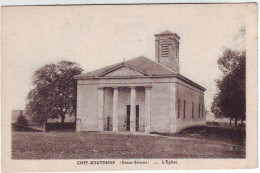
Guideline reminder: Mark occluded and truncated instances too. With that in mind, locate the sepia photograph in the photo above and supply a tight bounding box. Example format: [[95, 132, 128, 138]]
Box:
[[1, 2, 258, 171]]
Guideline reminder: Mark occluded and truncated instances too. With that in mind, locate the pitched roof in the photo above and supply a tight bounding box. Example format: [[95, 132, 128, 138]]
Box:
[[154, 30, 180, 40], [74, 56, 177, 79], [74, 56, 206, 91], [155, 30, 175, 35]]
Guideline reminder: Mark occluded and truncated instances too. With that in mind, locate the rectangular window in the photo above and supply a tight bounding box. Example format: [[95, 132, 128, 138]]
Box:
[[183, 100, 186, 118], [202, 104, 204, 118], [177, 99, 180, 118], [199, 104, 201, 118], [192, 102, 194, 119]]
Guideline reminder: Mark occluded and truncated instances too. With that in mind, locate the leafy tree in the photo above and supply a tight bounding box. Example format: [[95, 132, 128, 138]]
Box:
[[211, 49, 245, 126], [26, 61, 83, 126], [16, 111, 29, 126], [211, 26, 246, 127]]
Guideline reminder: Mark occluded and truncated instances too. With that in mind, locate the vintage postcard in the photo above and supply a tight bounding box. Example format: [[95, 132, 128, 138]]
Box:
[[1, 3, 258, 172]]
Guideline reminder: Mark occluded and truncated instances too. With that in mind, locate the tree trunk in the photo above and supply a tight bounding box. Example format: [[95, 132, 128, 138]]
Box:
[[230, 118, 232, 126], [61, 114, 65, 129], [235, 117, 238, 127]]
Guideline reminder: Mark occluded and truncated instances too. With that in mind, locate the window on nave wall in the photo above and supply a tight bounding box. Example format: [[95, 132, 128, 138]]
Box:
[[177, 99, 180, 118], [183, 100, 186, 118], [202, 104, 204, 118], [192, 102, 194, 119], [199, 104, 201, 118]]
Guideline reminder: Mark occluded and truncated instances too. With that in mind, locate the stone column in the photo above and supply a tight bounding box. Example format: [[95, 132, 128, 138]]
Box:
[[130, 87, 136, 132], [144, 86, 152, 134], [97, 87, 105, 131], [112, 87, 119, 132]]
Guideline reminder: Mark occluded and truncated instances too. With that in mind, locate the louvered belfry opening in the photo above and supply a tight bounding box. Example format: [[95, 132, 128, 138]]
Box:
[[161, 40, 170, 59]]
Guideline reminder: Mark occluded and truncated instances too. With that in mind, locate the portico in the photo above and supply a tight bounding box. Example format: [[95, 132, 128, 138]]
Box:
[[96, 85, 151, 133]]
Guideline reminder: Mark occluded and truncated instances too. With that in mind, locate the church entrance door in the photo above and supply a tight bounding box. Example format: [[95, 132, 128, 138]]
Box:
[[136, 105, 139, 131], [126, 105, 140, 132], [126, 105, 130, 131]]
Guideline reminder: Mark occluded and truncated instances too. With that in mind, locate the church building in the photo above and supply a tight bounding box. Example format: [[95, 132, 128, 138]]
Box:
[[74, 30, 206, 134]]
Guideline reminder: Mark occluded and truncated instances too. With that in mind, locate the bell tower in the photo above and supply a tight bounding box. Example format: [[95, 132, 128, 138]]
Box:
[[154, 30, 180, 73]]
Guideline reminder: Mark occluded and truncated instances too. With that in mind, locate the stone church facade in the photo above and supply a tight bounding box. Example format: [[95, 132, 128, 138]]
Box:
[[74, 30, 206, 134]]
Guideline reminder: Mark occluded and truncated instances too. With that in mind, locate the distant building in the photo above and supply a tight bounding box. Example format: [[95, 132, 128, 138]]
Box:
[[74, 30, 206, 133], [206, 110, 216, 122]]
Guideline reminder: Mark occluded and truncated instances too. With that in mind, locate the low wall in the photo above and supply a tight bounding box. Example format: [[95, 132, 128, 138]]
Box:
[[176, 119, 206, 133], [12, 123, 43, 132], [45, 122, 76, 131], [206, 121, 245, 127]]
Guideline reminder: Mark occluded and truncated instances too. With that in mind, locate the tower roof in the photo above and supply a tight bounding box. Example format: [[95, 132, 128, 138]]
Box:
[[154, 30, 180, 39], [155, 30, 174, 35]]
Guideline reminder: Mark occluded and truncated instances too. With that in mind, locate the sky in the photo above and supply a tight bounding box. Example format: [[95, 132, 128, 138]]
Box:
[[2, 4, 246, 114]]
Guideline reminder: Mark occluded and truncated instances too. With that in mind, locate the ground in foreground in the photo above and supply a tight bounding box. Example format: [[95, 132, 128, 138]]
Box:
[[12, 126, 245, 159]]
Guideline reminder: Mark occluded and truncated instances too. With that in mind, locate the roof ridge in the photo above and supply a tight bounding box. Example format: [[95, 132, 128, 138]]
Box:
[[74, 61, 123, 78], [74, 56, 177, 79], [97, 63, 125, 77], [126, 56, 177, 74]]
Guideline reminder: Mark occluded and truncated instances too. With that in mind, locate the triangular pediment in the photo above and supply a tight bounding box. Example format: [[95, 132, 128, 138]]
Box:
[[100, 65, 147, 77]]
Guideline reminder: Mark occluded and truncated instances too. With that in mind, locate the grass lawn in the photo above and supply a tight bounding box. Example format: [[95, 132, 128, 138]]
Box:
[[153, 125, 246, 146], [12, 126, 245, 159]]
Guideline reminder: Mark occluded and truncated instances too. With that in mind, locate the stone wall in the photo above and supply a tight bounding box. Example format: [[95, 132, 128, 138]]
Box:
[[175, 79, 206, 132], [77, 84, 98, 131], [150, 81, 173, 133]]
